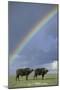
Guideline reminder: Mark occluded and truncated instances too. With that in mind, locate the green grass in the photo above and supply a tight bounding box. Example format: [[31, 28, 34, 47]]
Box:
[[8, 74, 58, 88]]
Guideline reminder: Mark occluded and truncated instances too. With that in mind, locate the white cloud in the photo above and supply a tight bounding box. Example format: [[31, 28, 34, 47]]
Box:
[[42, 60, 58, 73], [51, 60, 57, 70], [34, 60, 58, 74], [43, 60, 57, 70]]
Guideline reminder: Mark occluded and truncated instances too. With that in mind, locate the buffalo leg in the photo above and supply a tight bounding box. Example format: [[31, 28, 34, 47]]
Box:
[[26, 75, 28, 80], [36, 75, 37, 79], [34, 74, 37, 80], [16, 75, 18, 81], [16, 75, 19, 81], [42, 74, 44, 80], [34, 75, 35, 80]]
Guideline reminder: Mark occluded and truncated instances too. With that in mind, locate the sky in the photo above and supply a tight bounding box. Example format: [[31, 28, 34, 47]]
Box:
[[8, 2, 58, 75]]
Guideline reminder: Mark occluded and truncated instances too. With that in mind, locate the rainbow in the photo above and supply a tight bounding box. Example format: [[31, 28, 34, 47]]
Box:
[[9, 7, 57, 65]]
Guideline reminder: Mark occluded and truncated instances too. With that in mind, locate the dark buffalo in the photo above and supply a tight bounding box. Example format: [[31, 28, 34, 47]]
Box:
[[34, 68, 48, 80], [16, 68, 33, 81]]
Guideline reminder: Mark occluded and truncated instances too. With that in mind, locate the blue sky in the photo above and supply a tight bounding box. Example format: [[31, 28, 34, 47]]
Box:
[[8, 2, 58, 75]]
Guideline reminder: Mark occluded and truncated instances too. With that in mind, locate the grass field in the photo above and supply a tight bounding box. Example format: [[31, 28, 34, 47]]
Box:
[[8, 74, 58, 88]]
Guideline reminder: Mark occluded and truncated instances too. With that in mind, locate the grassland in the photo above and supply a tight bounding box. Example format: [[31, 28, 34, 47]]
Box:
[[8, 74, 58, 89]]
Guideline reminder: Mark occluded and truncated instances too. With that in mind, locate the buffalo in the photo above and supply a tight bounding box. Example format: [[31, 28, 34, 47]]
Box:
[[16, 68, 33, 81], [34, 68, 48, 80]]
